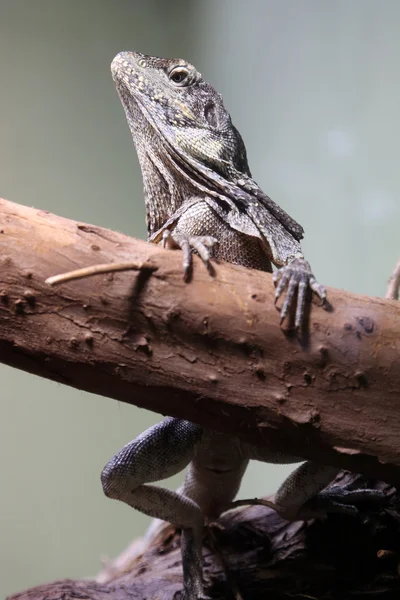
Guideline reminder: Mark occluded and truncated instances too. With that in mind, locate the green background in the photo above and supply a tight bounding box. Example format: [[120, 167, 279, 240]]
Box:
[[0, 0, 398, 596]]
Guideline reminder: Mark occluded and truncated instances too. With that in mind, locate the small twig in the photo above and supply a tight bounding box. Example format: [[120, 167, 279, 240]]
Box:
[[45, 261, 158, 287], [386, 258, 400, 300]]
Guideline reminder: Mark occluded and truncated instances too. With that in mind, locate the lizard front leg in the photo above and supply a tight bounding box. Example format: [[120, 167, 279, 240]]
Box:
[[149, 198, 221, 281], [150, 199, 323, 327], [150, 198, 274, 278], [273, 258, 326, 329], [101, 417, 207, 600], [162, 228, 218, 282]]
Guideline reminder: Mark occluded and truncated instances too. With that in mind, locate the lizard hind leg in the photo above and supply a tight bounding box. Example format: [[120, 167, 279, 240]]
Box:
[[275, 461, 386, 521], [101, 417, 207, 599]]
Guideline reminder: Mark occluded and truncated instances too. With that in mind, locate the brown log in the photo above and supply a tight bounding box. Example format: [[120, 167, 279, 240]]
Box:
[[2, 196, 400, 599], [1, 197, 400, 482], [8, 474, 400, 600]]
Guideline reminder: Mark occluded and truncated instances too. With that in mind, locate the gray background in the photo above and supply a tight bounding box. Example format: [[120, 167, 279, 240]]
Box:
[[0, 0, 398, 596]]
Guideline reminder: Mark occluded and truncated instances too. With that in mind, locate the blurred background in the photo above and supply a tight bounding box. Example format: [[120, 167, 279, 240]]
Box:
[[0, 0, 399, 596]]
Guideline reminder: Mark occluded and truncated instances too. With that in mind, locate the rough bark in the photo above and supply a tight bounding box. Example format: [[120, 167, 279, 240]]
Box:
[[1, 197, 400, 482], [8, 474, 400, 600], [2, 197, 400, 599]]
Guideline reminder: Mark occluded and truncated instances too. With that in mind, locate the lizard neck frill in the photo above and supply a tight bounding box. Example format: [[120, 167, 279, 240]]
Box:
[[118, 93, 187, 236]]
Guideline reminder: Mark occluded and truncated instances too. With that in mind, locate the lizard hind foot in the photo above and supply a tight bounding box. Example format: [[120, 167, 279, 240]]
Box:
[[162, 229, 219, 282], [298, 485, 388, 520], [273, 257, 326, 329]]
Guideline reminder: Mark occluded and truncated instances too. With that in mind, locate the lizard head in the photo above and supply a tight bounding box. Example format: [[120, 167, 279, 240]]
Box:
[[111, 51, 251, 179]]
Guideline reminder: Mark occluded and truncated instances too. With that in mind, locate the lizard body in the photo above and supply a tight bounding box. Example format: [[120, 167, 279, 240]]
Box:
[[102, 51, 378, 599], [109, 51, 326, 328]]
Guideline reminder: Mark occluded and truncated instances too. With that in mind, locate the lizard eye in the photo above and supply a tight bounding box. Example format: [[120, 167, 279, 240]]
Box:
[[169, 66, 190, 86]]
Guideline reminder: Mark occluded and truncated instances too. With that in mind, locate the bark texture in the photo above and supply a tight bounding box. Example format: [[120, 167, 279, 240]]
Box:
[[2, 197, 400, 599], [8, 475, 400, 600], [1, 198, 400, 481]]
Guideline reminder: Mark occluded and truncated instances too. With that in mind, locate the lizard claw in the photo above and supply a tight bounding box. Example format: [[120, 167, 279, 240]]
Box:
[[296, 485, 388, 520], [163, 229, 219, 282], [273, 257, 326, 329]]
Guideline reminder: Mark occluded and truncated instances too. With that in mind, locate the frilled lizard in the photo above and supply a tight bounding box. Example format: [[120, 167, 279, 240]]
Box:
[[101, 51, 380, 599]]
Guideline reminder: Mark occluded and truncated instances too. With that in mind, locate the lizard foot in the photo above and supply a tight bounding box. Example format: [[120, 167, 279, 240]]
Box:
[[273, 257, 326, 329], [162, 229, 219, 282], [294, 485, 387, 521], [180, 527, 210, 600]]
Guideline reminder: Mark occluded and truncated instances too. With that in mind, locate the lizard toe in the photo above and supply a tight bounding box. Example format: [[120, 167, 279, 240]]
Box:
[[298, 485, 388, 520], [273, 257, 326, 329]]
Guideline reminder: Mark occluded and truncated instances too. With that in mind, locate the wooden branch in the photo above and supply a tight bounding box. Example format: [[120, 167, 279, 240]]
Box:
[[386, 258, 400, 300], [1, 197, 400, 484], [9, 474, 400, 600], [3, 196, 400, 599]]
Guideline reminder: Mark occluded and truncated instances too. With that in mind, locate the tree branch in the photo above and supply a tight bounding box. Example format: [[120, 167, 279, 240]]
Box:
[[3, 196, 400, 600], [1, 196, 400, 484], [9, 474, 400, 600], [386, 258, 400, 300]]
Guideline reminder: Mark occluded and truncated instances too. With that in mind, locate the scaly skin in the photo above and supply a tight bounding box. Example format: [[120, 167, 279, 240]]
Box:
[[102, 51, 382, 599], [110, 50, 326, 328]]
